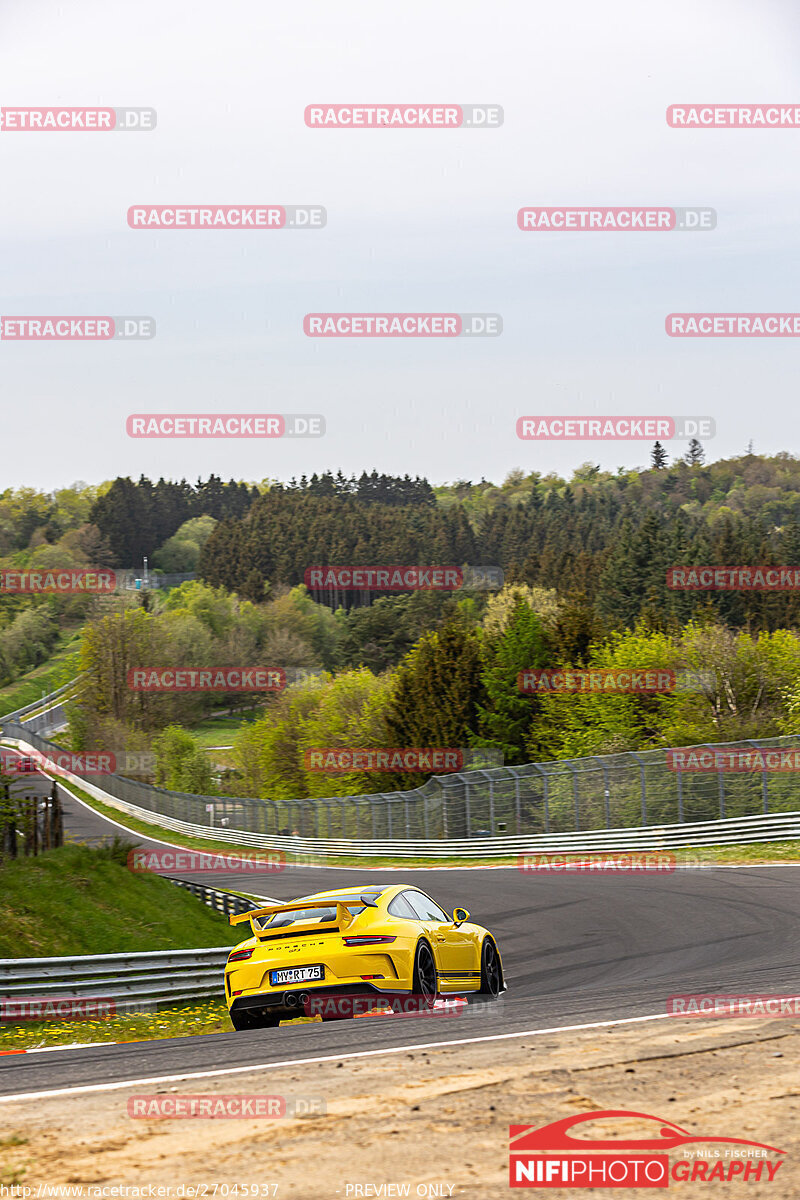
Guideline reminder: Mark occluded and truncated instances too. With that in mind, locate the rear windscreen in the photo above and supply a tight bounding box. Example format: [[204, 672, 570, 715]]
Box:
[[254, 893, 383, 930]]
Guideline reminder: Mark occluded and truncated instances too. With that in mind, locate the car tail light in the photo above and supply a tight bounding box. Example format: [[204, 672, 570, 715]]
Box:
[[343, 935, 397, 946], [228, 948, 254, 962], [360, 975, 385, 980]]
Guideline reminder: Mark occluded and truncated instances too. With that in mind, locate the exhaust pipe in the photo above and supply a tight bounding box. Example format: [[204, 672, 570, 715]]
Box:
[[298, 992, 310, 1007], [284, 992, 299, 1008]]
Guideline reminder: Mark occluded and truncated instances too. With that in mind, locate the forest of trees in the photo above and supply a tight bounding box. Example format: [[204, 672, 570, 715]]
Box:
[[11, 452, 800, 795], [61, 577, 800, 802], [198, 454, 800, 632], [200, 491, 476, 605], [88, 476, 259, 564]]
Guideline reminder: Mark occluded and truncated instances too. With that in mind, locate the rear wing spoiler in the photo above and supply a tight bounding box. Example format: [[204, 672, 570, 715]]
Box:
[[230, 898, 356, 934]]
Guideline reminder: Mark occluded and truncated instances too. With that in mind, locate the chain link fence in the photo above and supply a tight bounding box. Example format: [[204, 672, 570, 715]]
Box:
[[4, 723, 800, 841]]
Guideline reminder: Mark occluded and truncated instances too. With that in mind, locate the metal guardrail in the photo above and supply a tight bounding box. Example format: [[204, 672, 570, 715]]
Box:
[[49, 786, 800, 854], [18, 703, 70, 736], [0, 946, 231, 1009], [0, 677, 84, 725], [0, 882, 261, 1012], [164, 877, 258, 918], [4, 726, 800, 856]]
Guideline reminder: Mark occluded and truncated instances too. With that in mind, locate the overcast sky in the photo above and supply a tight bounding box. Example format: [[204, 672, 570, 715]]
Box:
[[2, 0, 799, 490]]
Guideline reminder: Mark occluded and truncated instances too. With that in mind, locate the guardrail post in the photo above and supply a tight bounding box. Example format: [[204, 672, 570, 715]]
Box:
[[718, 767, 725, 819], [745, 739, 770, 815], [629, 751, 647, 825], [464, 777, 472, 838], [511, 769, 522, 835], [404, 796, 411, 839], [591, 757, 611, 828], [528, 763, 548, 834], [488, 774, 496, 835], [677, 769, 684, 822], [571, 763, 580, 831], [387, 796, 393, 839]]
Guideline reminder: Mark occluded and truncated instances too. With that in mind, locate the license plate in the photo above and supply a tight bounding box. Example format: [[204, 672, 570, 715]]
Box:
[[270, 964, 324, 986]]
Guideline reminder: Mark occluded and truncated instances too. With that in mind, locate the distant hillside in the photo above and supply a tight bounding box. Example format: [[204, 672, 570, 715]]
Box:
[[199, 454, 800, 632]]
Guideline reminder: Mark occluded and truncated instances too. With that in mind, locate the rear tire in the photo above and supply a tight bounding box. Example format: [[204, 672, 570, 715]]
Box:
[[478, 938, 502, 997], [412, 940, 437, 1009], [230, 1008, 281, 1031]]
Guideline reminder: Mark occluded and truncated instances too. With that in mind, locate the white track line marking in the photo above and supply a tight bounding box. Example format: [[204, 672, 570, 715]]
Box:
[[25, 1042, 118, 1053], [0, 1013, 670, 1102]]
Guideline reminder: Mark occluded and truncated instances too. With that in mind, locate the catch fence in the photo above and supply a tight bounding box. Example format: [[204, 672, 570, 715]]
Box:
[[3, 723, 800, 846]]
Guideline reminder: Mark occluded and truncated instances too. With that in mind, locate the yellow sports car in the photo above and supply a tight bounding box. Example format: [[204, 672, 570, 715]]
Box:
[[225, 883, 506, 1029]]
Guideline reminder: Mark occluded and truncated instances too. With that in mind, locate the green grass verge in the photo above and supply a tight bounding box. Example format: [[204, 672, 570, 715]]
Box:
[[0, 999, 234, 1052], [188, 711, 263, 749], [0, 629, 83, 715], [0, 998, 321, 1052], [0, 841, 240, 957], [32, 774, 800, 870]]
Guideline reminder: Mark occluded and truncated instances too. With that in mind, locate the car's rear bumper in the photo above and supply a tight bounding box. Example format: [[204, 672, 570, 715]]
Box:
[[229, 981, 413, 1019]]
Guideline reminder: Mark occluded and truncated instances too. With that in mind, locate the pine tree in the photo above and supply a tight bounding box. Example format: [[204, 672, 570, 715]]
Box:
[[685, 439, 705, 466], [474, 602, 548, 763], [651, 441, 668, 469], [385, 621, 485, 782]]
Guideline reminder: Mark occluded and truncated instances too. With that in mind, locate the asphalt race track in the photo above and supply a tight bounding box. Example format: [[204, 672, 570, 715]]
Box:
[[1, 768, 798, 1099]]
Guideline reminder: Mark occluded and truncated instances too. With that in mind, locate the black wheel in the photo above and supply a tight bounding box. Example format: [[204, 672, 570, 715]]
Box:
[[229, 1008, 281, 1031], [479, 938, 502, 997], [412, 940, 438, 1009]]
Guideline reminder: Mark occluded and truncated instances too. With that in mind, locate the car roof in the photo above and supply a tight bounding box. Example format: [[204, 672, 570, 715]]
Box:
[[297, 884, 402, 903]]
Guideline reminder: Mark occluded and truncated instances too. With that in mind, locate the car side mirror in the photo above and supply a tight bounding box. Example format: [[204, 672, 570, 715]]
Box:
[[452, 907, 470, 927]]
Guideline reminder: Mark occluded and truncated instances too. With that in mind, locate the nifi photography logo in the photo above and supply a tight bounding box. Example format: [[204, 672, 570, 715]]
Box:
[[509, 1110, 785, 1188]]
